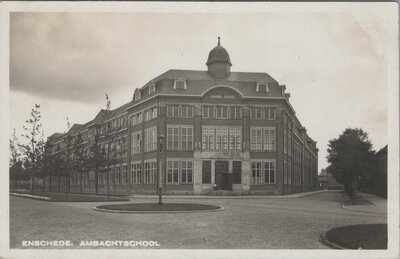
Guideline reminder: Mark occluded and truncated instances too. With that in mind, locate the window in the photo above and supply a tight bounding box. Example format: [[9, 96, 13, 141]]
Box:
[[203, 126, 241, 151], [263, 128, 276, 151], [115, 165, 121, 184], [150, 107, 157, 120], [202, 161, 211, 184], [251, 160, 276, 184], [216, 106, 229, 119], [251, 162, 262, 184], [131, 131, 142, 154], [173, 78, 187, 90], [144, 110, 150, 121], [265, 107, 276, 120], [264, 161, 276, 184], [181, 105, 193, 118], [230, 106, 242, 119], [131, 113, 143, 126], [144, 127, 157, 152], [149, 82, 155, 94], [122, 164, 127, 184], [181, 127, 193, 150], [251, 127, 275, 151], [144, 161, 157, 184], [250, 128, 263, 151], [181, 160, 193, 184], [131, 162, 142, 184], [202, 106, 213, 118], [134, 89, 141, 101], [167, 160, 179, 184], [167, 126, 179, 150], [167, 126, 193, 151], [256, 82, 269, 92], [167, 105, 180, 117], [251, 107, 263, 119], [229, 128, 241, 150]]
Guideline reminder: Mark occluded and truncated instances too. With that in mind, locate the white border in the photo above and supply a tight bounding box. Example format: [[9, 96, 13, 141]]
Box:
[[0, 2, 398, 259]]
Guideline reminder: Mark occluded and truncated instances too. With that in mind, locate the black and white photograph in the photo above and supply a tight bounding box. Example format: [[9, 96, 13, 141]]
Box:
[[1, 2, 399, 259]]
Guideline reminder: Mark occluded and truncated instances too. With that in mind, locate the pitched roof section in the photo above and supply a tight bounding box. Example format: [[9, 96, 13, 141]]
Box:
[[48, 133, 63, 144], [153, 69, 278, 84]]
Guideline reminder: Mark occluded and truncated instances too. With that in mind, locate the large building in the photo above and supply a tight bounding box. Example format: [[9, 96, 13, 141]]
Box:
[[45, 38, 318, 195]]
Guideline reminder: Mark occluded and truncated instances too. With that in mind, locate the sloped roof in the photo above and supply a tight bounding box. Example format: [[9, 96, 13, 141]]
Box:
[[48, 133, 63, 144], [152, 69, 277, 84], [66, 124, 83, 136]]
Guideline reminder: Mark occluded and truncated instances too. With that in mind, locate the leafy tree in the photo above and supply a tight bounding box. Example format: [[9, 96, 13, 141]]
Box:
[[18, 104, 45, 193], [72, 132, 91, 193], [9, 129, 24, 191], [326, 128, 376, 204], [100, 94, 120, 197]]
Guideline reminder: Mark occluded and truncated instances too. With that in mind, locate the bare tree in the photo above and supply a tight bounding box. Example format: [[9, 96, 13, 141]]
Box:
[[19, 104, 45, 194]]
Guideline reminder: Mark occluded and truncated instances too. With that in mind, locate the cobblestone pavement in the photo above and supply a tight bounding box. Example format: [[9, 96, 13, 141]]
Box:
[[10, 191, 386, 249]]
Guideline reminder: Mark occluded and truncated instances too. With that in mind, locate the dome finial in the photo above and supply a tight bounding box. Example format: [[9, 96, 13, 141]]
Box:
[[218, 36, 220, 45]]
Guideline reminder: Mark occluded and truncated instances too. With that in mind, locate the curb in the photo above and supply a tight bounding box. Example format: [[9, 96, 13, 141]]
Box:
[[92, 206, 224, 214], [129, 190, 332, 199], [10, 192, 51, 201], [319, 232, 346, 250], [341, 205, 386, 215]]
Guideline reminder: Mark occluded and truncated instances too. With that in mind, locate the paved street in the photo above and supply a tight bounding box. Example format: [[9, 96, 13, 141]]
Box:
[[10, 191, 386, 249]]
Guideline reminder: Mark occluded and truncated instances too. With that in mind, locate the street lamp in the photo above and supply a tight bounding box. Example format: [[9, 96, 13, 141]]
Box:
[[157, 133, 165, 205]]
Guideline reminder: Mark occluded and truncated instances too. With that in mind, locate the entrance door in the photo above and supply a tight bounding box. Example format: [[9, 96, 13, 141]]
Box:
[[215, 161, 232, 190]]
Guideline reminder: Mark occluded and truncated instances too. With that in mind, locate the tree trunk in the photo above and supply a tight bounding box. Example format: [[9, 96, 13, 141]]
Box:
[[58, 175, 61, 192], [31, 175, 34, 194], [80, 172, 83, 193], [95, 170, 98, 194], [351, 178, 358, 205]]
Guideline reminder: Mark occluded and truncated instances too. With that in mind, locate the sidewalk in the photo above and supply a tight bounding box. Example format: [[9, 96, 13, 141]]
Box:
[[129, 190, 334, 199], [342, 192, 387, 215]]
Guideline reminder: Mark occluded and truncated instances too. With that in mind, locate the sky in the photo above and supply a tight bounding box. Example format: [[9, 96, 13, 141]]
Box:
[[8, 6, 396, 171]]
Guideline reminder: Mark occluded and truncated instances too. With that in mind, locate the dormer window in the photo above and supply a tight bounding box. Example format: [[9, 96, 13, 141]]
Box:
[[173, 78, 187, 90], [149, 82, 155, 94], [256, 82, 269, 92], [134, 89, 141, 101]]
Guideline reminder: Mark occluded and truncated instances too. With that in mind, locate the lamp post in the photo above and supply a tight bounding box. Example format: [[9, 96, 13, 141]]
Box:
[[157, 133, 165, 205]]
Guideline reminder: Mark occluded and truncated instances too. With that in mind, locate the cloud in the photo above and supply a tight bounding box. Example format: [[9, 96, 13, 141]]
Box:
[[10, 13, 137, 103]]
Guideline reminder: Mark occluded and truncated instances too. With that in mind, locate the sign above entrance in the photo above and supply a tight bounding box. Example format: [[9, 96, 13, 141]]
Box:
[[210, 94, 235, 100], [203, 86, 243, 104]]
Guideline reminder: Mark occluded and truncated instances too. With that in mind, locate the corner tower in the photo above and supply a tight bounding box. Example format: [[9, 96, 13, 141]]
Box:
[[206, 37, 232, 79]]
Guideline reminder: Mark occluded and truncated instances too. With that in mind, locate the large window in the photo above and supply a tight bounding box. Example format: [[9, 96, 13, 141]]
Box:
[[251, 127, 276, 151], [131, 162, 142, 184], [181, 127, 193, 150], [144, 161, 157, 184], [167, 160, 179, 184], [251, 160, 276, 184], [122, 164, 127, 184], [167, 126, 179, 150], [166, 159, 193, 184], [167, 126, 193, 151], [144, 127, 157, 152], [131, 131, 142, 154], [203, 127, 241, 151], [181, 160, 193, 184]]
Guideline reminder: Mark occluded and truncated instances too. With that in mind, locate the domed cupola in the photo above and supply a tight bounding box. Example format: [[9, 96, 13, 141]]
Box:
[[206, 37, 232, 79]]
